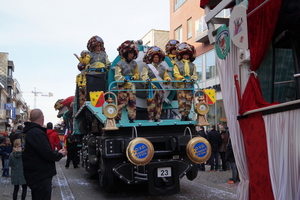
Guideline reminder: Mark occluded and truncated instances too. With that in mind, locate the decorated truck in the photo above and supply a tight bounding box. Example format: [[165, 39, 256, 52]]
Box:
[[68, 39, 212, 195], [200, 0, 300, 199]]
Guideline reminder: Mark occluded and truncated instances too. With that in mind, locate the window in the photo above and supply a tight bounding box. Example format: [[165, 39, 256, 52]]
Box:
[[195, 15, 208, 35], [7, 68, 13, 77], [194, 56, 203, 81], [174, 0, 186, 10], [216, 9, 231, 18], [187, 18, 192, 39], [174, 26, 182, 42], [7, 87, 13, 97], [224, 8, 230, 17], [205, 51, 217, 79]]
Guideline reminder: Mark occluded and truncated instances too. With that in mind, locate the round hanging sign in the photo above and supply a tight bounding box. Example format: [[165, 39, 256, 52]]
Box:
[[215, 24, 230, 59], [229, 1, 248, 49]]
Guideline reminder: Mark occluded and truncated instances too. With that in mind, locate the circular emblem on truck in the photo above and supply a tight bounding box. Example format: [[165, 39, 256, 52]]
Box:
[[196, 102, 209, 115], [186, 137, 211, 164], [126, 137, 154, 166], [103, 104, 118, 118]]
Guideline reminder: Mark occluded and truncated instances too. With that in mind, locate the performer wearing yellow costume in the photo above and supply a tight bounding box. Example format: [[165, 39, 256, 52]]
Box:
[[173, 42, 198, 121], [141, 46, 171, 122], [114, 40, 139, 123], [74, 36, 110, 107], [85, 36, 111, 74], [75, 50, 89, 107], [165, 39, 180, 66]]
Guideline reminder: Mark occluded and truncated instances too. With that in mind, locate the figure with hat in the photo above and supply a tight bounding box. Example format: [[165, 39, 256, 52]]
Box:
[[141, 46, 171, 122], [173, 42, 198, 121], [74, 36, 111, 107], [84, 35, 111, 74], [114, 40, 139, 123], [165, 39, 180, 66]]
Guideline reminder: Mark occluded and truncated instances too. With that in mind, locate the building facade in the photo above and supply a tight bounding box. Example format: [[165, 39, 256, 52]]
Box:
[[0, 52, 28, 132], [169, 0, 229, 126], [141, 29, 170, 51]]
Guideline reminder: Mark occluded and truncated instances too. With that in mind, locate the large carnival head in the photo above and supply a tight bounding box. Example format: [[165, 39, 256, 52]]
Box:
[[143, 46, 165, 64], [87, 35, 105, 52], [117, 40, 139, 62], [176, 42, 196, 62], [165, 39, 180, 55]]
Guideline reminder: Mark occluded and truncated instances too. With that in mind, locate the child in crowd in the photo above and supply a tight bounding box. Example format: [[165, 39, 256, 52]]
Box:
[[9, 139, 27, 200], [1, 137, 13, 177]]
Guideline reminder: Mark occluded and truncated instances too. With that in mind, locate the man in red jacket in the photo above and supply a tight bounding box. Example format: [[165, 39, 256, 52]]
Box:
[[46, 122, 61, 150]]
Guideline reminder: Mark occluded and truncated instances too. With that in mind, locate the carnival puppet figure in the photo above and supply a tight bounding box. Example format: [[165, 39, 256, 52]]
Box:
[[114, 40, 139, 123], [74, 50, 89, 107], [173, 42, 198, 121], [165, 39, 180, 66], [141, 46, 171, 122]]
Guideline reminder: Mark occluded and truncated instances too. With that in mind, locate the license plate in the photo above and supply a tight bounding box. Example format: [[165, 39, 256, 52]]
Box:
[[157, 167, 172, 177]]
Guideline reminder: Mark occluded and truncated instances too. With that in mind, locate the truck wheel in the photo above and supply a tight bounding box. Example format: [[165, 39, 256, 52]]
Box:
[[80, 147, 85, 168], [99, 157, 114, 192], [186, 163, 198, 181]]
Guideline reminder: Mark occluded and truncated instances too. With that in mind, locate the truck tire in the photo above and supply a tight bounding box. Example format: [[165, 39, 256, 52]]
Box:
[[99, 157, 114, 192]]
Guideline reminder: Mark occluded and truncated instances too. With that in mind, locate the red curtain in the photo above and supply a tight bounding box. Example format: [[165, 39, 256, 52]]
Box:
[[239, 112, 274, 200], [239, 0, 282, 115], [239, 75, 278, 114], [238, 1, 282, 200], [200, 0, 210, 8]]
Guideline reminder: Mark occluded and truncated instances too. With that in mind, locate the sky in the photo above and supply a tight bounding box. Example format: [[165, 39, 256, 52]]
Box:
[[0, 0, 170, 125]]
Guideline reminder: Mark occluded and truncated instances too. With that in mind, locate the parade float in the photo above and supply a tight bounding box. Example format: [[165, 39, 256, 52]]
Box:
[[59, 38, 213, 195]]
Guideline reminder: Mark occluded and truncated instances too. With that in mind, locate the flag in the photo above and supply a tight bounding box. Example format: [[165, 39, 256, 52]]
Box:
[[203, 89, 216, 105], [63, 128, 70, 149], [89, 91, 105, 107]]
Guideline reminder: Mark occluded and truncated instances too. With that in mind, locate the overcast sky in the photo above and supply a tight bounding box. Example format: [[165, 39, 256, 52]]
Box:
[[0, 0, 170, 125]]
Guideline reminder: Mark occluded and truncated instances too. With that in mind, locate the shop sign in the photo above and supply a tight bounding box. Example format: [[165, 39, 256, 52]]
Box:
[[4, 103, 13, 110]]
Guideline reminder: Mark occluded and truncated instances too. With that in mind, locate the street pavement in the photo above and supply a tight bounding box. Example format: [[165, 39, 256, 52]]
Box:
[[0, 157, 238, 200]]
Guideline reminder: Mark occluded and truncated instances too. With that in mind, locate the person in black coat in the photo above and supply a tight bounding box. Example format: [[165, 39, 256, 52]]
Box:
[[10, 125, 23, 148], [226, 138, 239, 183], [207, 125, 223, 171], [65, 134, 79, 169], [197, 126, 207, 171], [22, 109, 67, 200]]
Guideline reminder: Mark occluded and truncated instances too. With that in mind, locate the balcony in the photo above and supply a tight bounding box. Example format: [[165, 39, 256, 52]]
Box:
[[7, 77, 14, 87]]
